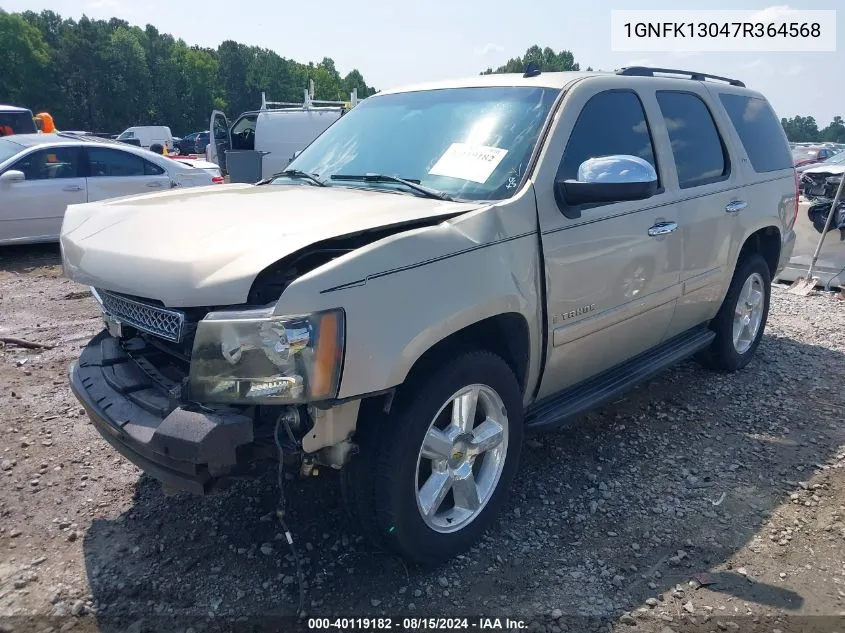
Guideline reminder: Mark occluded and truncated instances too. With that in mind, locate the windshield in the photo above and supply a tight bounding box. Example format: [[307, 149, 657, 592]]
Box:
[[822, 151, 845, 165], [117, 131, 135, 140], [0, 138, 25, 165], [284, 86, 560, 201]]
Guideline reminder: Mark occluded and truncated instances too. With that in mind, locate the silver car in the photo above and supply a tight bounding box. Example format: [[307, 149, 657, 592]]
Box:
[[0, 133, 223, 245]]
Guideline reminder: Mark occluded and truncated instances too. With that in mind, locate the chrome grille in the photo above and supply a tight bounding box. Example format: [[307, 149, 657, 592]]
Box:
[[95, 289, 185, 343]]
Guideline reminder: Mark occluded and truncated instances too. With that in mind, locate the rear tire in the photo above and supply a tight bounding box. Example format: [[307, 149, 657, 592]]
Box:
[[342, 351, 523, 566], [696, 253, 771, 371]]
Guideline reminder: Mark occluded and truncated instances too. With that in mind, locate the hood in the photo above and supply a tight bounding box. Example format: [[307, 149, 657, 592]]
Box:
[[801, 164, 845, 176], [61, 183, 480, 307]]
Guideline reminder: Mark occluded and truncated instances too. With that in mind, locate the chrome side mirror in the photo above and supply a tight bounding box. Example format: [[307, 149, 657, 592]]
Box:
[[557, 155, 658, 208]]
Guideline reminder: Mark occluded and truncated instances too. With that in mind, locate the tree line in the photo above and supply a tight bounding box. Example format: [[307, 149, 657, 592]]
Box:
[[2, 11, 842, 144], [0, 9, 377, 135], [781, 115, 845, 144]]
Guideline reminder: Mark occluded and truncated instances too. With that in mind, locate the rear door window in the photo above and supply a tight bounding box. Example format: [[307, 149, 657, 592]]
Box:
[[718, 94, 792, 173], [656, 91, 728, 188], [87, 147, 163, 177]]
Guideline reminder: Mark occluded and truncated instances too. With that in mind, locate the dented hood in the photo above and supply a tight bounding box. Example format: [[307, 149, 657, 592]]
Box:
[[801, 163, 845, 176], [60, 183, 478, 307]]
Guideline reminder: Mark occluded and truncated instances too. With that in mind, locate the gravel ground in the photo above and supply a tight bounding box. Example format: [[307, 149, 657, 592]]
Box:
[[1, 243, 844, 633]]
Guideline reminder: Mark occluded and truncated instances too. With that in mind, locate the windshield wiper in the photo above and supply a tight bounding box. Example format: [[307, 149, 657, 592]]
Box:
[[257, 169, 327, 187], [330, 173, 453, 201]]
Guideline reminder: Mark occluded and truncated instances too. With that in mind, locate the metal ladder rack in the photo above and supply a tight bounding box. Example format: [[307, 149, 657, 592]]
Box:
[[260, 87, 359, 111], [616, 66, 745, 87]]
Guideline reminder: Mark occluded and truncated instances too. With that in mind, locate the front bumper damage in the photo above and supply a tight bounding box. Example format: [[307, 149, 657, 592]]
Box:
[[70, 331, 255, 494]]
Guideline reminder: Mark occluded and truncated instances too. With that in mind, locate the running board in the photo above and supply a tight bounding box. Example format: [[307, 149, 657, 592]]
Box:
[[524, 327, 715, 433]]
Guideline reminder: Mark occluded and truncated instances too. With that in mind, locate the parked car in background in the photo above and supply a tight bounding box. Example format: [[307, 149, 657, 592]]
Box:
[[0, 133, 222, 245], [207, 89, 359, 182], [0, 105, 37, 136], [796, 149, 845, 176], [176, 131, 210, 155], [116, 126, 174, 151], [169, 156, 223, 182], [799, 154, 845, 200], [792, 145, 837, 168]]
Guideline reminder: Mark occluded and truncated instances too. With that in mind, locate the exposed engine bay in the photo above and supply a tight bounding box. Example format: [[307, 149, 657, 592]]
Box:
[[801, 171, 843, 201]]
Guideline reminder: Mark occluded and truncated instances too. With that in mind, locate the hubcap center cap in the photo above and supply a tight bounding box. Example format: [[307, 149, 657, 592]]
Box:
[[448, 436, 471, 468]]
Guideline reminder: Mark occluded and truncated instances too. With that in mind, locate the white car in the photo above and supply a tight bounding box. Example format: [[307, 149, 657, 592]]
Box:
[[0, 133, 223, 245], [169, 157, 223, 182]]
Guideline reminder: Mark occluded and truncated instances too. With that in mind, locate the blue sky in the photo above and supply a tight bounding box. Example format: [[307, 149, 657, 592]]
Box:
[[3, 0, 843, 125]]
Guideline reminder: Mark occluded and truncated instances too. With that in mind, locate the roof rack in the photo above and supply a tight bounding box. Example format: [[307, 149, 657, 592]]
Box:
[[56, 131, 123, 145], [615, 66, 745, 87], [260, 87, 360, 111]]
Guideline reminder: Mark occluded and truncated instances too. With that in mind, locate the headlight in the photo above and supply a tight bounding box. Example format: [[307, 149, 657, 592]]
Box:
[[188, 307, 344, 404]]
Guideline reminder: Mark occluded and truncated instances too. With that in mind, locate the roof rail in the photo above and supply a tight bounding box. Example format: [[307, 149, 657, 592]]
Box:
[[615, 66, 745, 87]]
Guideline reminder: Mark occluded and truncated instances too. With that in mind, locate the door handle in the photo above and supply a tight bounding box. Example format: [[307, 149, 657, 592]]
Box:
[[146, 182, 164, 188], [648, 221, 678, 237], [62, 185, 82, 192], [725, 200, 747, 214]]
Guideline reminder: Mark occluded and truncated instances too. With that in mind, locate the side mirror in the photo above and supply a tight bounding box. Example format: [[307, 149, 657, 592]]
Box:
[[0, 170, 25, 184], [557, 155, 658, 208]]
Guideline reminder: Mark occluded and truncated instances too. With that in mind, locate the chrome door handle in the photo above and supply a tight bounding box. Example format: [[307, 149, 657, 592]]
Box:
[[648, 221, 678, 236], [146, 182, 164, 188], [725, 200, 747, 214], [62, 185, 82, 192]]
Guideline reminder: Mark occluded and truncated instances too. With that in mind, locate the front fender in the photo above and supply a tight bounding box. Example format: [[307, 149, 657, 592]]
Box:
[[275, 188, 543, 400]]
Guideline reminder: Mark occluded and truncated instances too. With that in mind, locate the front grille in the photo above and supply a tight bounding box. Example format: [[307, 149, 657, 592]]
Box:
[[96, 289, 186, 343]]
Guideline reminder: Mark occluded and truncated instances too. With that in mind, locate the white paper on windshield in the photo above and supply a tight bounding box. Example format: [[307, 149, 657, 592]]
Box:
[[428, 143, 509, 184]]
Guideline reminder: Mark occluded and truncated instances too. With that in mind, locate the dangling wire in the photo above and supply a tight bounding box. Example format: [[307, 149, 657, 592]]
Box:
[[274, 415, 306, 617]]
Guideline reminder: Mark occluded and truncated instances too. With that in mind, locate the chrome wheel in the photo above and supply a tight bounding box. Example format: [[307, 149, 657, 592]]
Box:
[[414, 384, 508, 533], [732, 272, 765, 354]]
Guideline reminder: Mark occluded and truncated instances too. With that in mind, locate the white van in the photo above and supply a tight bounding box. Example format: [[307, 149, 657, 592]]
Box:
[[207, 90, 359, 182], [116, 126, 174, 151]]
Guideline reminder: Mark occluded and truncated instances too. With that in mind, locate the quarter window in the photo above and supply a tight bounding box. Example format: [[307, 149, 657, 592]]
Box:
[[718, 93, 792, 173], [656, 91, 728, 188], [12, 147, 81, 181], [558, 90, 659, 185]]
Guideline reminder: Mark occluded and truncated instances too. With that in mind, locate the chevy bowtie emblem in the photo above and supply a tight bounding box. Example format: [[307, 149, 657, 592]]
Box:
[[452, 450, 465, 460]]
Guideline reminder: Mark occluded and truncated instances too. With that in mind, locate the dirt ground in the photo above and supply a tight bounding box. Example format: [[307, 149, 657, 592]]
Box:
[[1, 243, 845, 633]]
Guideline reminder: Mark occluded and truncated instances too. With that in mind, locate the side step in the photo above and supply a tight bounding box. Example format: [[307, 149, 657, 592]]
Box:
[[524, 327, 715, 433]]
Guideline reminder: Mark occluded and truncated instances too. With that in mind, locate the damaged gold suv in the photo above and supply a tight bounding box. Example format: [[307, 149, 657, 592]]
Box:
[[62, 66, 797, 565]]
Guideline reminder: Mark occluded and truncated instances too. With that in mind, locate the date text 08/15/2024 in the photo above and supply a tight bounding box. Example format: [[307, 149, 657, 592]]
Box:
[[307, 617, 528, 631]]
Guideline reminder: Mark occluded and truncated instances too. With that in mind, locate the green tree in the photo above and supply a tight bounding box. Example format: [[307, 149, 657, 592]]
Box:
[[3, 9, 378, 134], [481, 44, 580, 74], [820, 116, 845, 143], [781, 115, 821, 142], [0, 10, 50, 108]]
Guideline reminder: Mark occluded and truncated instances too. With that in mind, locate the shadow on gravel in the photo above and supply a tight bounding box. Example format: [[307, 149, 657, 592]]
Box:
[[81, 330, 845, 632], [0, 243, 62, 272]]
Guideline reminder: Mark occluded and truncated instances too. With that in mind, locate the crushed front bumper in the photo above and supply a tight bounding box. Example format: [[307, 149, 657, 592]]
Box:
[[70, 331, 254, 494]]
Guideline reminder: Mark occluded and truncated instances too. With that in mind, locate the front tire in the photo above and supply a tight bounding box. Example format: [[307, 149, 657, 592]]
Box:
[[343, 351, 524, 566], [696, 252, 771, 371]]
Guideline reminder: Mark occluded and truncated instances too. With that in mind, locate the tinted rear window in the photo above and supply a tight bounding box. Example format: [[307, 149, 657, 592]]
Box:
[[0, 111, 37, 136], [718, 94, 792, 173], [656, 91, 728, 188]]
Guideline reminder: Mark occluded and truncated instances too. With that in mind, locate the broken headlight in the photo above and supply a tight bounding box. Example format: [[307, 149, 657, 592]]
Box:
[[188, 307, 344, 404]]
